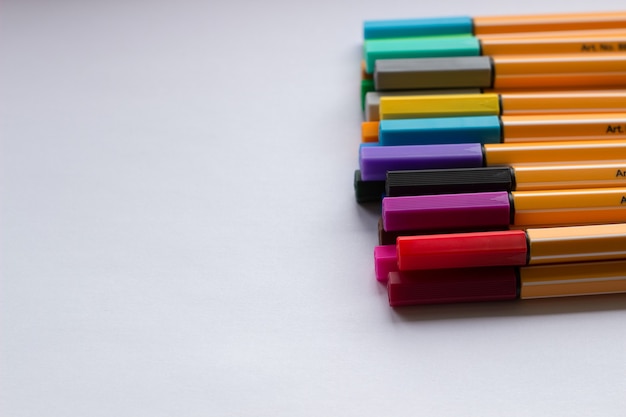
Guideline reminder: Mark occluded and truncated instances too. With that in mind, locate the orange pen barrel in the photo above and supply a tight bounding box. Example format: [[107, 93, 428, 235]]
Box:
[[501, 112, 626, 142], [512, 163, 626, 191], [492, 53, 626, 89], [500, 91, 626, 115], [527, 223, 626, 265], [511, 187, 626, 227], [477, 28, 626, 40], [484, 140, 626, 166], [473, 11, 626, 35], [481, 35, 626, 56], [520, 259, 626, 299]]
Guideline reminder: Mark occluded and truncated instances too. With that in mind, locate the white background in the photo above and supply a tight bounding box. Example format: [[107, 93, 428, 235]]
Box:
[[1, 1, 625, 416]]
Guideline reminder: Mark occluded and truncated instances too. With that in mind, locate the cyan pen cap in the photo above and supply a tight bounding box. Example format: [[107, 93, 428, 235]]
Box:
[[359, 143, 484, 181], [382, 192, 511, 232], [364, 36, 480, 73], [375, 56, 492, 91], [386, 166, 514, 196], [364, 16, 473, 40], [379, 116, 502, 146]]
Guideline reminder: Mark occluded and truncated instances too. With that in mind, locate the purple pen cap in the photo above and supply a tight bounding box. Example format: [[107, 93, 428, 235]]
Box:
[[359, 143, 484, 181], [382, 191, 511, 232]]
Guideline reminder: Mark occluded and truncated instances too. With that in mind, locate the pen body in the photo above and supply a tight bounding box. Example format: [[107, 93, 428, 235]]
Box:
[[378, 91, 626, 120], [378, 112, 626, 146], [364, 12, 626, 40], [382, 188, 626, 232]]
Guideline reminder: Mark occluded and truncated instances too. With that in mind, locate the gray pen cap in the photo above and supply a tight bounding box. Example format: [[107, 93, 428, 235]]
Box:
[[374, 56, 493, 91]]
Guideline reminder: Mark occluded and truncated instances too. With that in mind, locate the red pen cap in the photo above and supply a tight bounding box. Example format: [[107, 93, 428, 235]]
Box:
[[387, 268, 519, 307], [397, 230, 528, 270]]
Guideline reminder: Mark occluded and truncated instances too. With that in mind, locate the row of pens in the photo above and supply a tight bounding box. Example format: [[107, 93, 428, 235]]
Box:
[[356, 11, 626, 307]]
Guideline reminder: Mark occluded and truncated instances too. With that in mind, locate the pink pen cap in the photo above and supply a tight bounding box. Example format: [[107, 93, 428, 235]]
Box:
[[387, 267, 519, 307], [374, 245, 399, 282], [382, 192, 511, 232]]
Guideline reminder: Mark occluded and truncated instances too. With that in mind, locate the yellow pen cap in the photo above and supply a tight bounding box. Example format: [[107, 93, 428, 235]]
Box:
[[527, 223, 626, 264], [501, 112, 626, 142], [484, 140, 626, 166], [379, 94, 500, 120], [513, 162, 626, 191], [520, 259, 626, 299], [512, 187, 626, 227]]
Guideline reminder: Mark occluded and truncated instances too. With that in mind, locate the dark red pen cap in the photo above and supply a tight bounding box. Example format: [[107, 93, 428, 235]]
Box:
[[387, 268, 518, 307], [397, 230, 528, 270]]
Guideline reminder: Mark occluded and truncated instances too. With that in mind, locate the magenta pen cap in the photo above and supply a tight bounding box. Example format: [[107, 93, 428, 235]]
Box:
[[382, 191, 511, 232]]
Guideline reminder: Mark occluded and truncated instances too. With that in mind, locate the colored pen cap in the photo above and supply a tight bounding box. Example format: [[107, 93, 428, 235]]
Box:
[[380, 93, 501, 119], [387, 267, 518, 307], [365, 89, 483, 121], [378, 116, 502, 146], [520, 259, 626, 299], [363, 16, 473, 40], [359, 143, 484, 181], [377, 217, 509, 245], [361, 121, 379, 143], [354, 170, 385, 203], [364, 35, 480, 73], [374, 245, 398, 282], [527, 222, 626, 265], [396, 230, 528, 270], [361, 79, 375, 110], [374, 56, 493, 91], [386, 166, 514, 196], [382, 192, 511, 232]]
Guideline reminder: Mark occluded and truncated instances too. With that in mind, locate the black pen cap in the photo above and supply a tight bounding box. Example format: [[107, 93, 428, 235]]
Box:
[[354, 169, 386, 203], [386, 166, 515, 197]]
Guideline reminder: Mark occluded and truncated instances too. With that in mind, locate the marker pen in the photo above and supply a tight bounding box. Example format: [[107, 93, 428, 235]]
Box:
[[358, 140, 626, 181], [381, 188, 626, 232], [387, 259, 626, 306], [378, 112, 626, 146], [364, 33, 626, 73], [364, 11, 626, 40], [395, 222, 626, 270], [378, 91, 626, 120], [385, 163, 626, 197], [374, 54, 626, 91]]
